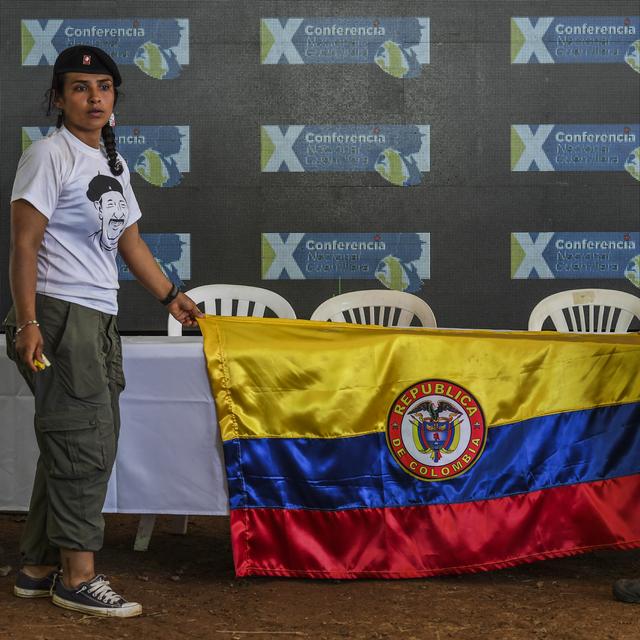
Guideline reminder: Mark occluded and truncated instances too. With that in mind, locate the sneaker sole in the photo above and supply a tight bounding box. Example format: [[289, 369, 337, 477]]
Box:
[[52, 593, 142, 618], [613, 592, 640, 604], [613, 582, 640, 604], [14, 586, 52, 598]]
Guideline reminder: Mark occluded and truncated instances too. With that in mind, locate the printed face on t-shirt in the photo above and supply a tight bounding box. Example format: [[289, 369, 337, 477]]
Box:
[[86, 174, 130, 252], [97, 191, 128, 247]]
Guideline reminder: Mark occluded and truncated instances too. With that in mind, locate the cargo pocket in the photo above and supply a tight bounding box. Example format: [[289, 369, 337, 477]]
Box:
[[53, 306, 107, 400], [36, 413, 111, 480]]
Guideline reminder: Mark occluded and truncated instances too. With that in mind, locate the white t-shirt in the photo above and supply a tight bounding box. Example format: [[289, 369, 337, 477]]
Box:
[[11, 126, 142, 315]]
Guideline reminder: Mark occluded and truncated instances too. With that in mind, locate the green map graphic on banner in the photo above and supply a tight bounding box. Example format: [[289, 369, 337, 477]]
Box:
[[262, 233, 430, 293], [117, 233, 190, 284], [511, 124, 640, 179], [511, 232, 640, 287], [261, 125, 430, 186], [22, 126, 190, 188], [511, 16, 639, 71], [21, 18, 189, 79], [261, 18, 429, 78]]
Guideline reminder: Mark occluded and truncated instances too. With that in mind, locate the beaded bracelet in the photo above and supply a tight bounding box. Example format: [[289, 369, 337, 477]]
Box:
[[14, 320, 40, 339]]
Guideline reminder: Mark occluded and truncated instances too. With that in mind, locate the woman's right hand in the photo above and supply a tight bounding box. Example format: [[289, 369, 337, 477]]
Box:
[[15, 324, 44, 372]]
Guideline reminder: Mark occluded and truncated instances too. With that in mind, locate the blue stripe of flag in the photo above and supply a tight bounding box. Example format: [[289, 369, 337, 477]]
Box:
[[223, 402, 640, 511]]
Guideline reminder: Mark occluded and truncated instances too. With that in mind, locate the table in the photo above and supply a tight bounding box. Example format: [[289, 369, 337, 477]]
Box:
[[0, 336, 229, 522]]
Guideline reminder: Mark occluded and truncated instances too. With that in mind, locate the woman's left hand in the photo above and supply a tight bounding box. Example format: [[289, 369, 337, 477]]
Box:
[[167, 292, 204, 327]]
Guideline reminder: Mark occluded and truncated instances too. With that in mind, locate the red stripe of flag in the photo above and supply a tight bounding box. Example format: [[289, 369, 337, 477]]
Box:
[[231, 475, 640, 578]]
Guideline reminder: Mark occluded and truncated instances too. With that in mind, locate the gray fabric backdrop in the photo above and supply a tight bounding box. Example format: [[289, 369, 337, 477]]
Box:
[[1, 1, 639, 332]]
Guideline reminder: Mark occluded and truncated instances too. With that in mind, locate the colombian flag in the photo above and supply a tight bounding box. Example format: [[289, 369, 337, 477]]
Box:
[[198, 316, 640, 579]]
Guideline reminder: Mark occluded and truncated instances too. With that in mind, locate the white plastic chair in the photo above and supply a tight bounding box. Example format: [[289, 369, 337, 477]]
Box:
[[167, 284, 296, 335], [135, 285, 296, 551], [528, 289, 640, 333], [310, 290, 437, 327]]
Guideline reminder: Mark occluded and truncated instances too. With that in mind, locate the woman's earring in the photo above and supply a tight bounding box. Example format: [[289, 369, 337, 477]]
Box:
[[56, 110, 63, 128], [109, 113, 116, 128]]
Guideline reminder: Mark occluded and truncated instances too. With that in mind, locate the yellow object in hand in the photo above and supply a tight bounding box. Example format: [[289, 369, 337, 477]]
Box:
[[33, 354, 51, 370]]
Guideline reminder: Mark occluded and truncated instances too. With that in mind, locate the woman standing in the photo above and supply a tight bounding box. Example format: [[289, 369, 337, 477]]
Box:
[[5, 45, 202, 617]]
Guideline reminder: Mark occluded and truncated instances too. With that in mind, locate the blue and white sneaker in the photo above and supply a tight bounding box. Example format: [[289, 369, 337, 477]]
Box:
[[52, 574, 142, 618], [13, 569, 58, 598]]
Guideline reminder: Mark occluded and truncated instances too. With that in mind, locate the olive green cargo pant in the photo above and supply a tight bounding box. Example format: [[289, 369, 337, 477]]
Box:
[[4, 294, 124, 566]]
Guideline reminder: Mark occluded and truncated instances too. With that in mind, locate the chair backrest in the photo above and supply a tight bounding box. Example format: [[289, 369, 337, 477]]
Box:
[[168, 284, 296, 335], [310, 290, 437, 328], [528, 289, 640, 333]]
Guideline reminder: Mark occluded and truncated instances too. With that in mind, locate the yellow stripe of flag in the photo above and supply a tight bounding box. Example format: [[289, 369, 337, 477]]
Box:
[[198, 316, 640, 442]]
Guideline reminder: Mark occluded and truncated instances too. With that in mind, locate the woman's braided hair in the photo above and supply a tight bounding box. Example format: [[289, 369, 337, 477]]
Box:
[[46, 73, 123, 176], [100, 123, 123, 175]]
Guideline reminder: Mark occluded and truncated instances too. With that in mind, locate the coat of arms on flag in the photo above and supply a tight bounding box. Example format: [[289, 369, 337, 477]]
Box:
[[387, 380, 487, 480]]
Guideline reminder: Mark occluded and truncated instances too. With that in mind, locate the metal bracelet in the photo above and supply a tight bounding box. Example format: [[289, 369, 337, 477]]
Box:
[[14, 320, 40, 341]]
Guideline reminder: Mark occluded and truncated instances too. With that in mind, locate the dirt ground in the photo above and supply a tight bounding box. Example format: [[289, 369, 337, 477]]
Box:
[[0, 513, 638, 640]]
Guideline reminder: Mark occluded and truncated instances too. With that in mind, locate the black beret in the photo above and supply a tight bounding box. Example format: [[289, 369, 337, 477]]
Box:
[[86, 174, 124, 201], [53, 45, 122, 86]]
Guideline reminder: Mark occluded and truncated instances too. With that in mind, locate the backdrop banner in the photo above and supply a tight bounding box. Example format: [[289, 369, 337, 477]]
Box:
[[2, 3, 638, 331], [198, 314, 640, 578]]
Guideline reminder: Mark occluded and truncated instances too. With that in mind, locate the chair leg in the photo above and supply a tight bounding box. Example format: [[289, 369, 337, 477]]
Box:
[[168, 515, 189, 535], [134, 514, 157, 551]]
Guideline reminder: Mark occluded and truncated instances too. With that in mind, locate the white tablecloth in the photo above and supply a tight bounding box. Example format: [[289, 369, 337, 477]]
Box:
[[0, 335, 229, 515]]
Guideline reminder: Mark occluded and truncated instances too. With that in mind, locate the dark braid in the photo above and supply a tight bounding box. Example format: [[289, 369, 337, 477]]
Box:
[[45, 74, 63, 124], [45, 72, 123, 175], [101, 124, 123, 175]]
